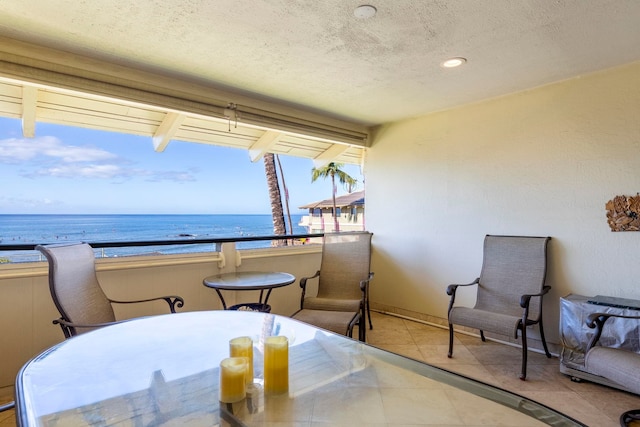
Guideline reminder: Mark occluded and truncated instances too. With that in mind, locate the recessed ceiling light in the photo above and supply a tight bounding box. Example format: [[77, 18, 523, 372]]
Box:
[[441, 57, 467, 68], [354, 5, 377, 19]]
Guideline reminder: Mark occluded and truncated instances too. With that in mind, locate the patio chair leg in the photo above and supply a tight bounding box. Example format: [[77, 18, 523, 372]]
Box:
[[620, 409, 640, 427], [480, 330, 486, 342], [520, 327, 528, 381], [0, 401, 15, 412], [538, 317, 552, 358], [448, 323, 454, 358], [360, 307, 366, 342]]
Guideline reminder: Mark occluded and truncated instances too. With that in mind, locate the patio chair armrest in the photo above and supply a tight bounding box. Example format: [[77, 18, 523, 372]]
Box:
[[446, 278, 479, 296], [53, 317, 124, 337], [359, 272, 374, 292], [0, 401, 15, 412], [109, 296, 184, 313], [299, 270, 320, 309], [359, 272, 374, 313], [446, 278, 479, 315], [54, 317, 121, 329], [585, 312, 640, 351], [299, 271, 321, 289], [519, 285, 550, 308]]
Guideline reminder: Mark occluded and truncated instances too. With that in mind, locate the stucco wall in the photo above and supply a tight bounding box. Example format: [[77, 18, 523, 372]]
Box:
[[366, 61, 640, 345]]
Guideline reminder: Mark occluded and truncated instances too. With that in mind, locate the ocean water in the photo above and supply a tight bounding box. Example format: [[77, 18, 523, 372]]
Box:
[[0, 214, 308, 262]]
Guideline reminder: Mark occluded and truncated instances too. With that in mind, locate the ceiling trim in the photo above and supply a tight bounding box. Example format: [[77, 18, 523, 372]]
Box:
[[0, 73, 368, 165], [0, 36, 370, 165], [0, 36, 369, 146]]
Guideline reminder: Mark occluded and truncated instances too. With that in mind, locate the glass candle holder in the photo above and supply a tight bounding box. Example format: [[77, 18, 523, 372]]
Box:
[[264, 336, 288, 395], [219, 357, 247, 403], [230, 336, 254, 384]]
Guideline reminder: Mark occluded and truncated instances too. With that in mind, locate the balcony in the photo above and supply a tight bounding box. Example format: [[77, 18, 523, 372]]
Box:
[[0, 239, 322, 387], [1, 236, 638, 427]]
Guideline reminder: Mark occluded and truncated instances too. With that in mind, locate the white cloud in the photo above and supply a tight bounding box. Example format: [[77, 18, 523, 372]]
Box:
[[0, 136, 117, 163], [146, 170, 197, 182], [30, 164, 125, 179], [2, 136, 196, 182], [43, 143, 117, 163], [26, 163, 196, 182], [0, 195, 62, 209]]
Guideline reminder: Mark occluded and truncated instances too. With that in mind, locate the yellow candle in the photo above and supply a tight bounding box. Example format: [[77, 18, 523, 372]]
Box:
[[230, 336, 254, 384], [264, 336, 288, 395], [219, 357, 247, 403]]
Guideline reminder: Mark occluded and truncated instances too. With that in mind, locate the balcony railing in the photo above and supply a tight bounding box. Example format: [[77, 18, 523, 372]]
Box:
[[0, 233, 324, 263], [0, 230, 331, 390]]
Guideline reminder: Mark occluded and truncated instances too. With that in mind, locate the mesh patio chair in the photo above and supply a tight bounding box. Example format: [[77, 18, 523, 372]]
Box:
[[446, 235, 552, 380], [585, 312, 640, 427], [37, 242, 184, 338], [292, 231, 373, 341]]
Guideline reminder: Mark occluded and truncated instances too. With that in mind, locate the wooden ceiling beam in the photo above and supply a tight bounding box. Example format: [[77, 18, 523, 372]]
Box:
[[248, 130, 282, 162], [312, 143, 350, 168], [0, 77, 365, 165], [153, 112, 186, 152], [21, 85, 37, 137]]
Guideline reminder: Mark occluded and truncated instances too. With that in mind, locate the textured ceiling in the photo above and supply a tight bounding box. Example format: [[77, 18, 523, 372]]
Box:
[[0, 0, 639, 126]]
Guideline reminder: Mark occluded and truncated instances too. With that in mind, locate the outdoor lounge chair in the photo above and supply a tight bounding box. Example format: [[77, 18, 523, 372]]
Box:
[[37, 242, 184, 338], [292, 231, 373, 342], [585, 312, 640, 427], [446, 235, 552, 380]]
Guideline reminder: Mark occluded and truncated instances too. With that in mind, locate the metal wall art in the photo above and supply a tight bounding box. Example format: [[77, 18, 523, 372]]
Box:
[[606, 194, 640, 231]]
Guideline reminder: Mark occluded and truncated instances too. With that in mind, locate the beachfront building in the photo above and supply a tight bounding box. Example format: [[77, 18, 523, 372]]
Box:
[[298, 190, 365, 233]]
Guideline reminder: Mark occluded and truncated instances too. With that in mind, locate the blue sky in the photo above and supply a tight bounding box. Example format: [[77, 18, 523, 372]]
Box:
[[0, 117, 363, 214]]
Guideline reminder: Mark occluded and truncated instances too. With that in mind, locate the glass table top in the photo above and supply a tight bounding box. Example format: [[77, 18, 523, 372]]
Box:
[[16, 311, 584, 426], [202, 271, 296, 290]]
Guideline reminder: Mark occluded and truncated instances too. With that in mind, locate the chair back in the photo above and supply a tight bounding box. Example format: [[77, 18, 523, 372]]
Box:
[[476, 235, 550, 321], [316, 232, 372, 300], [37, 243, 116, 336]]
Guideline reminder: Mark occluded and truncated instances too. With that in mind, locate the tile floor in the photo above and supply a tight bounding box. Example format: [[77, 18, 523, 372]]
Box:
[[0, 402, 14, 427], [364, 311, 640, 427], [1, 311, 639, 426]]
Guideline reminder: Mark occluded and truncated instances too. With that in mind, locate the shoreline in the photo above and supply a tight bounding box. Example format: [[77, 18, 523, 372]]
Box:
[[0, 214, 309, 263]]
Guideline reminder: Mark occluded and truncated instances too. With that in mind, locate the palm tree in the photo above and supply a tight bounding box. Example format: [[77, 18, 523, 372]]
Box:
[[275, 154, 294, 239], [311, 162, 357, 232], [263, 153, 287, 246]]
